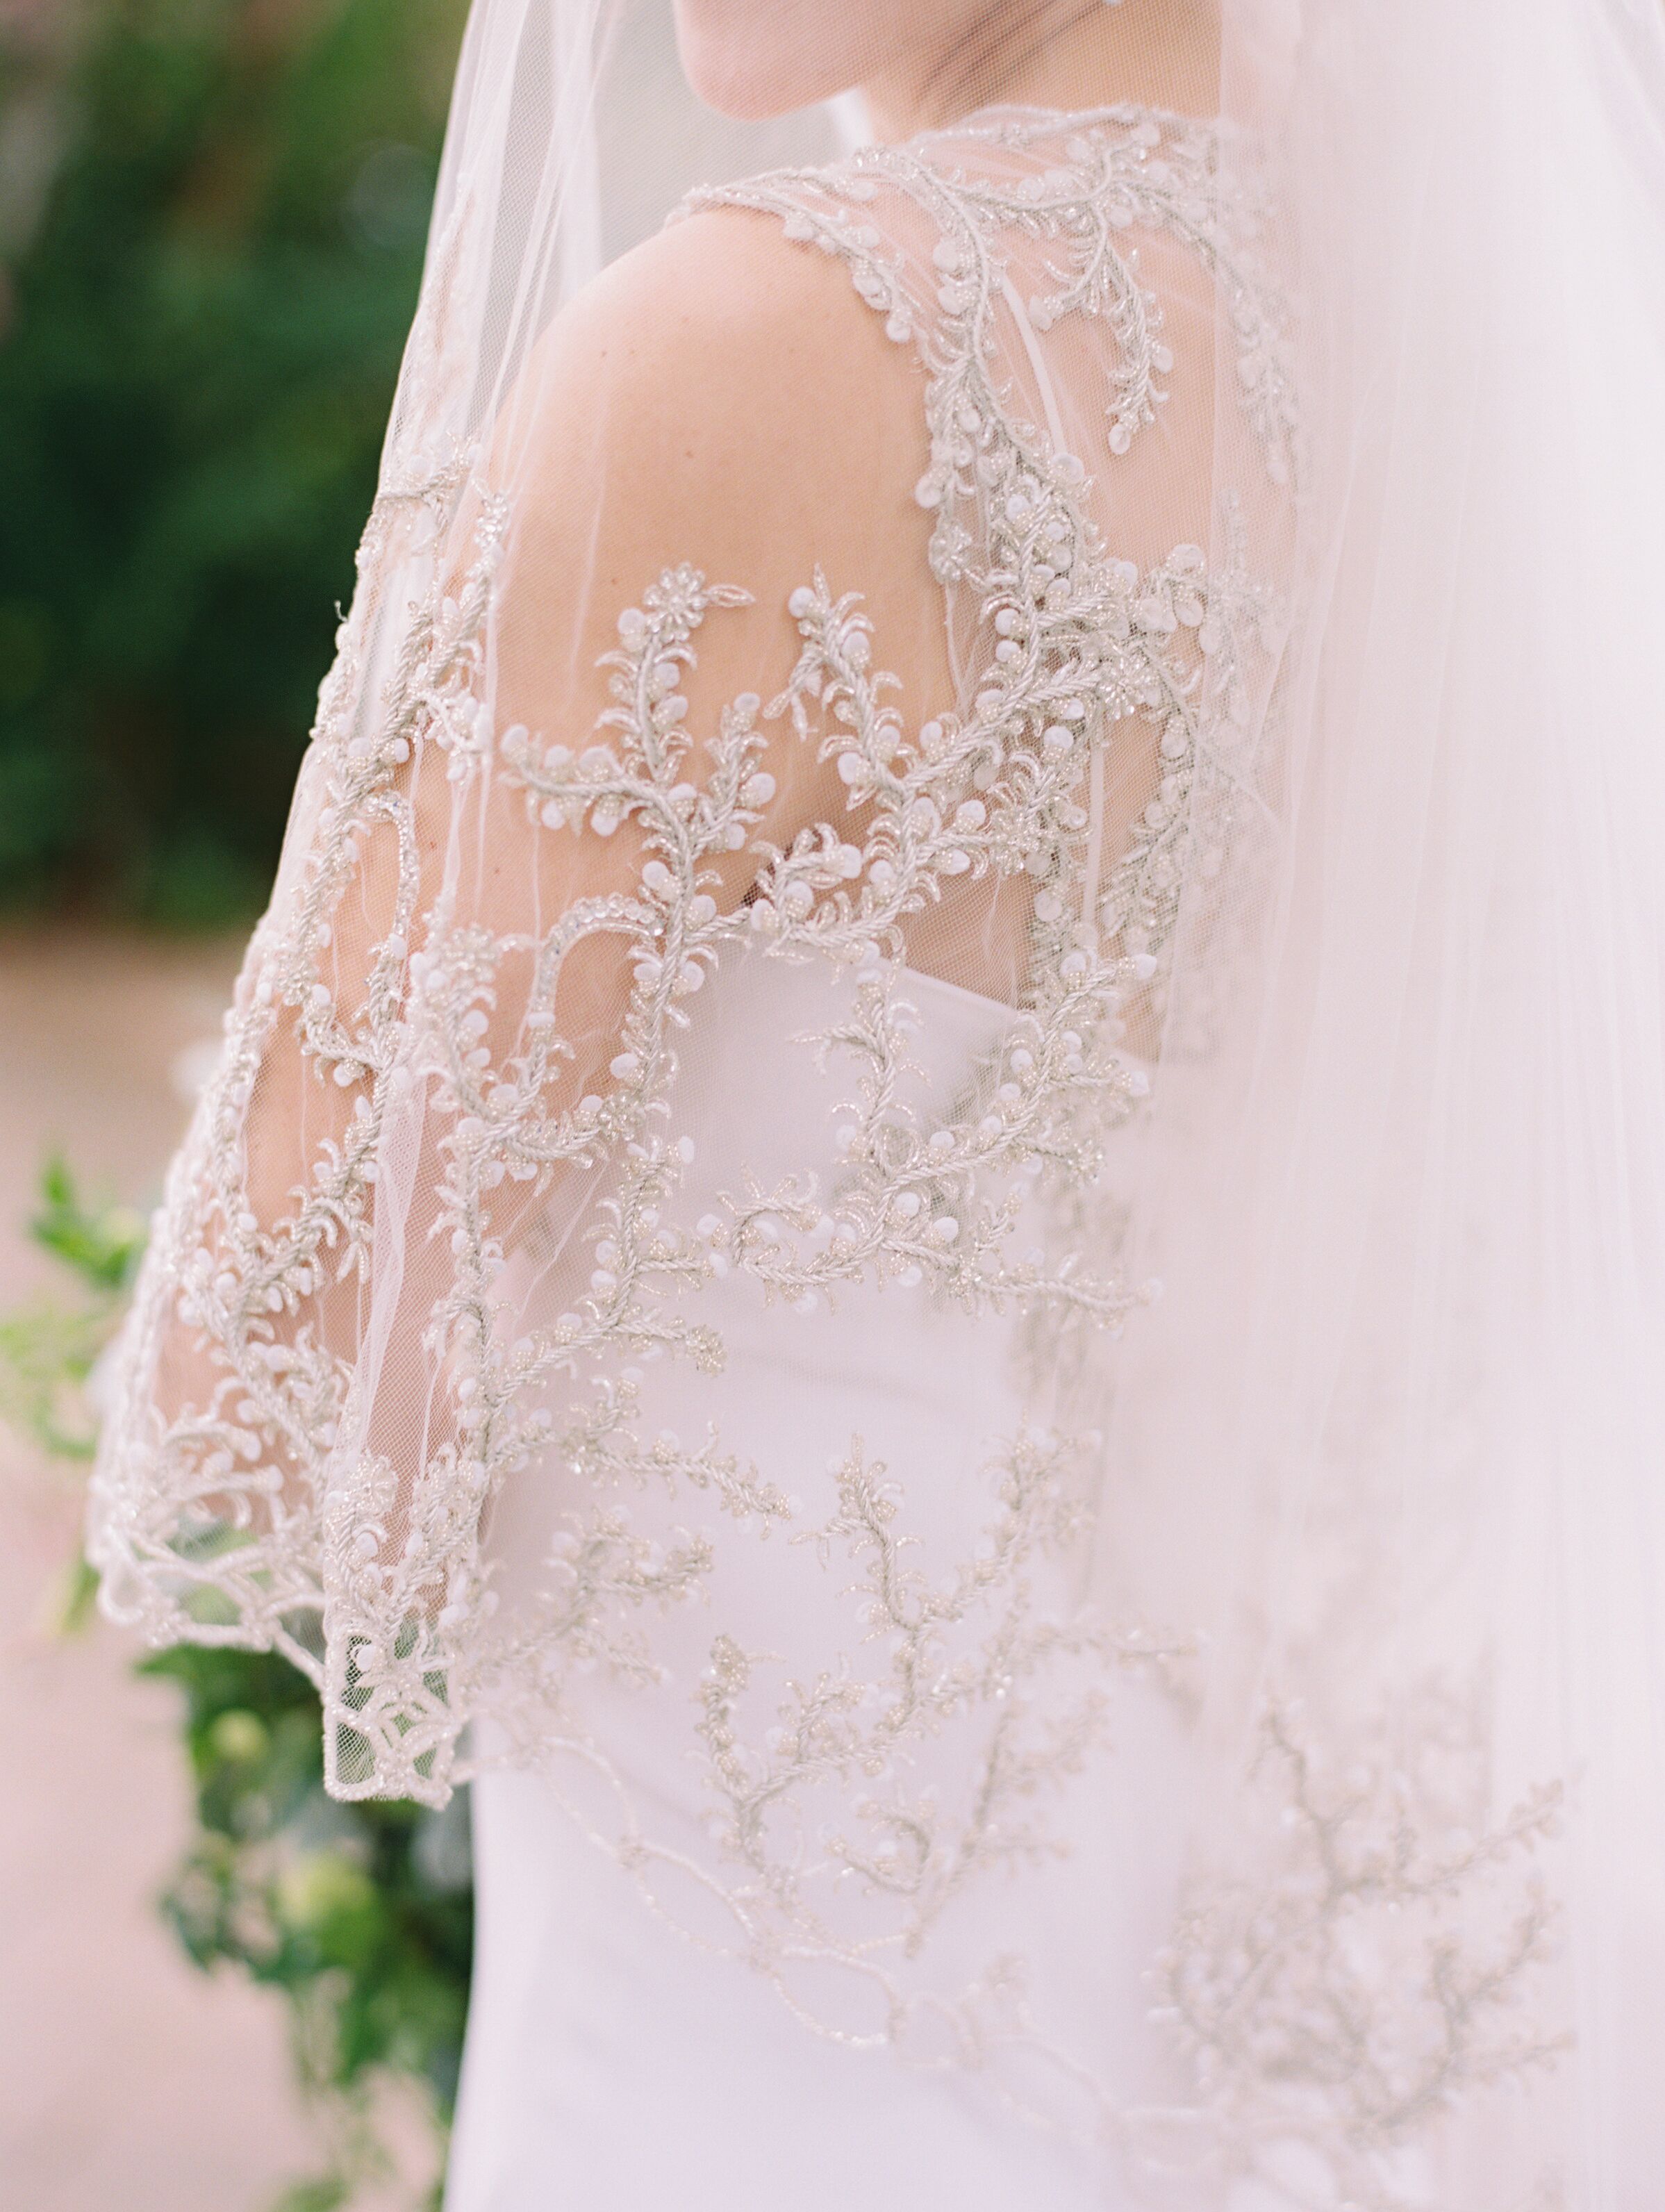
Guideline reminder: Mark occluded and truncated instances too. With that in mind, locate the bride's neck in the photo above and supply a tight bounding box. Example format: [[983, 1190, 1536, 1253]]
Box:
[[860, 0, 1220, 142]]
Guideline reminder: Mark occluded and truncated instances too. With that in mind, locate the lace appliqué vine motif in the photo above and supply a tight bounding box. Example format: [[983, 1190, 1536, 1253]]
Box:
[[686, 104, 1292, 990], [90, 102, 1569, 2207], [1152, 1691, 1568, 2211]]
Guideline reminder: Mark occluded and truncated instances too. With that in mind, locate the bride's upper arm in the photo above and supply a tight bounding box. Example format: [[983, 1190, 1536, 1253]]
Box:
[[92, 193, 951, 1621], [229, 204, 938, 1276], [493, 205, 941, 821]]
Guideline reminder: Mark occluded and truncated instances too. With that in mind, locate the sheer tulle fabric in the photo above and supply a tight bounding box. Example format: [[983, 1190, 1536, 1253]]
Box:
[[89, 1, 1665, 2203]]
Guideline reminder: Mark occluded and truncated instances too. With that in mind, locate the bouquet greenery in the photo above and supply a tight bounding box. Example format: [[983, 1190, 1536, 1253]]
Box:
[[3, 1177, 472, 2212]]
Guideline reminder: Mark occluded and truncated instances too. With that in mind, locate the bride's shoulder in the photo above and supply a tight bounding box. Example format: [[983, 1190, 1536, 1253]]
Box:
[[523, 162, 925, 495], [515, 159, 933, 545], [502, 166, 936, 729]]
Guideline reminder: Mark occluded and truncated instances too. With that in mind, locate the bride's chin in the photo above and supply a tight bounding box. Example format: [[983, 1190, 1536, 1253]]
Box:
[[669, 0, 914, 123]]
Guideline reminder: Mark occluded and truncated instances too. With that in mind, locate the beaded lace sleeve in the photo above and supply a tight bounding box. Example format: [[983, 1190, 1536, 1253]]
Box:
[[90, 106, 1292, 1798], [84, 99, 1583, 2199]]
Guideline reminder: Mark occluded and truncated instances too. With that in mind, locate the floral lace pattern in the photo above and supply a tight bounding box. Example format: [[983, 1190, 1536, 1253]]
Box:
[[90, 104, 1565, 2203], [1155, 1694, 1568, 2209]]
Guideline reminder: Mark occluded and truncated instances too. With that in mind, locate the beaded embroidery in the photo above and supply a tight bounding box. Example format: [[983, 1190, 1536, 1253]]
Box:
[[90, 104, 1563, 2203]]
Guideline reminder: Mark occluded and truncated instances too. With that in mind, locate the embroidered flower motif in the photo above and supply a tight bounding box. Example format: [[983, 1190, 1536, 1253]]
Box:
[[91, 104, 1561, 2204]]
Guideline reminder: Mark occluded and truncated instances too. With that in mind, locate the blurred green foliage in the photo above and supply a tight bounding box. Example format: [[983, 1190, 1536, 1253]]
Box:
[[0, 1159, 472, 2208], [0, 0, 464, 923], [145, 1638, 473, 2207], [32, 1150, 150, 1290], [0, 1155, 144, 1462]]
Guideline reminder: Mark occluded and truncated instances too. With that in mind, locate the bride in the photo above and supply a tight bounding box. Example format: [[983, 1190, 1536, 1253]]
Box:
[[90, 0, 1665, 2204]]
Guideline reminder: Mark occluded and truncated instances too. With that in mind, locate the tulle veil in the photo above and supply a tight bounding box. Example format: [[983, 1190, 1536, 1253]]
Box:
[[88, 0, 1665, 2200]]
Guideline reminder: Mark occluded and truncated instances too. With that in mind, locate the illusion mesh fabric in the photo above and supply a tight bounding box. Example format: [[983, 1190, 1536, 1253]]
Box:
[[89, 1, 1665, 2203]]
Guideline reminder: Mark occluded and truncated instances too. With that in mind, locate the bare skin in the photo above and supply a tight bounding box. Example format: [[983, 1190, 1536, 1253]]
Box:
[[672, 0, 1220, 140]]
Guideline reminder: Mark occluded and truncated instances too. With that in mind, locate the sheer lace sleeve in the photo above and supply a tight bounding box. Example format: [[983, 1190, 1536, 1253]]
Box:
[[87, 191, 954, 1789], [91, 112, 1290, 1819]]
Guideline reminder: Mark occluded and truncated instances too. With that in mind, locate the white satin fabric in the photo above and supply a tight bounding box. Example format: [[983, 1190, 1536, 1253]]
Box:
[[447, 956, 1191, 2212], [89, 0, 1665, 2195]]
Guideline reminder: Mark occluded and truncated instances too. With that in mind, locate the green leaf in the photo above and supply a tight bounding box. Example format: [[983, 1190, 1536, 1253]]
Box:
[[29, 1154, 147, 1291]]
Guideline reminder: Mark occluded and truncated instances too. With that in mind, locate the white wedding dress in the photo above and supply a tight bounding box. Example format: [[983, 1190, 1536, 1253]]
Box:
[[431, 112, 1277, 2211], [90, 0, 1665, 2197], [447, 952, 1195, 2212]]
